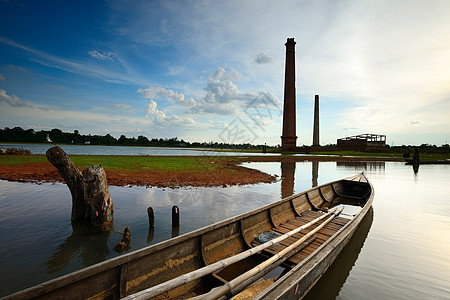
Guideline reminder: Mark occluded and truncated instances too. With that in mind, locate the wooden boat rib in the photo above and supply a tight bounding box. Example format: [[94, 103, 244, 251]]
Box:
[[3, 172, 374, 300]]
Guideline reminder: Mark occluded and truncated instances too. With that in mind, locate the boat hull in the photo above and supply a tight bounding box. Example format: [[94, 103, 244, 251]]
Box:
[[256, 177, 373, 299], [3, 173, 374, 300]]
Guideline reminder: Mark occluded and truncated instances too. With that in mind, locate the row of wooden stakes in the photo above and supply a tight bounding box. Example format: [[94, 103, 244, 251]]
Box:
[[115, 205, 180, 253], [147, 205, 180, 229]]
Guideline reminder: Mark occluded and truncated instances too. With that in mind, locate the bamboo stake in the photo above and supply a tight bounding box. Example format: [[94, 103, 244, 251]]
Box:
[[199, 207, 344, 300], [122, 208, 339, 300], [216, 235, 317, 300], [190, 236, 317, 300]]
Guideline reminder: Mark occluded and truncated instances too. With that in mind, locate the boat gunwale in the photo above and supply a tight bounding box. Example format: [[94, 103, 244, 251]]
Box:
[[255, 173, 374, 299], [2, 173, 367, 300]]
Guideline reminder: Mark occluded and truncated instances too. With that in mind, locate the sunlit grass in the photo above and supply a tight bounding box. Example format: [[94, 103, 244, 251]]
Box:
[[0, 155, 238, 172]]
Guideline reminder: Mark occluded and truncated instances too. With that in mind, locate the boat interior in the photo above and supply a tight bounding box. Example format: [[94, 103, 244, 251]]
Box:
[[131, 174, 372, 299]]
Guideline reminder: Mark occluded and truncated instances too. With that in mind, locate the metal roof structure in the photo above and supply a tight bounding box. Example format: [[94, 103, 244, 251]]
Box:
[[337, 134, 386, 150]]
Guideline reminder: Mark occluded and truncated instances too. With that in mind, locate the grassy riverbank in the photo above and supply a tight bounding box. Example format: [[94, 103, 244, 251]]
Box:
[[0, 154, 270, 187], [0, 155, 239, 172], [1, 152, 448, 187]]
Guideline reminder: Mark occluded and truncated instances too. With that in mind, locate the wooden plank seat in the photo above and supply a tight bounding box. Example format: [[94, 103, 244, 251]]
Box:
[[252, 211, 350, 266]]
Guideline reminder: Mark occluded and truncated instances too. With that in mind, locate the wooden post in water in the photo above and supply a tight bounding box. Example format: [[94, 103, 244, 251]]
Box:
[[172, 205, 180, 227], [172, 205, 180, 237], [147, 206, 155, 242]]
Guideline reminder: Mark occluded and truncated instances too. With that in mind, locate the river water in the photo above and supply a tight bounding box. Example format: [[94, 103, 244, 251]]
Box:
[[0, 160, 449, 299], [0, 143, 280, 156]]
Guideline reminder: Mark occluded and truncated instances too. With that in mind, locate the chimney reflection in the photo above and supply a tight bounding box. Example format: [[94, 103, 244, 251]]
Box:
[[312, 161, 319, 187], [281, 161, 296, 199]]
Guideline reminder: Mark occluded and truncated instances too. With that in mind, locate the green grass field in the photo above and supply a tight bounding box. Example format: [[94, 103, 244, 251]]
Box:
[[1, 151, 448, 173], [0, 155, 239, 173]]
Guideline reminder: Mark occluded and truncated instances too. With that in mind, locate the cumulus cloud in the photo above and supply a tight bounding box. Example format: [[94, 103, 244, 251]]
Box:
[[192, 67, 282, 115], [255, 53, 274, 64], [138, 86, 196, 106], [190, 68, 250, 114], [145, 99, 195, 127], [138, 67, 282, 117]]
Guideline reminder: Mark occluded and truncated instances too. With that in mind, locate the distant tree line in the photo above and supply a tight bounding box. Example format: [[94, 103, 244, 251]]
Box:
[[0, 127, 276, 150], [387, 143, 450, 154]]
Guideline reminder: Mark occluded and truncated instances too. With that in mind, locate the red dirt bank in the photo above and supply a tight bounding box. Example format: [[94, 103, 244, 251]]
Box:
[[0, 159, 276, 188], [0, 156, 401, 188]]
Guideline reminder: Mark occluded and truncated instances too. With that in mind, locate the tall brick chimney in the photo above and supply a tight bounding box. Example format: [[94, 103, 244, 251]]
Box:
[[281, 38, 297, 151], [313, 95, 320, 147]]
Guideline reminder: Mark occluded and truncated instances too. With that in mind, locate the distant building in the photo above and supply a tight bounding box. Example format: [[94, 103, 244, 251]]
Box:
[[337, 134, 386, 151], [45, 133, 52, 143]]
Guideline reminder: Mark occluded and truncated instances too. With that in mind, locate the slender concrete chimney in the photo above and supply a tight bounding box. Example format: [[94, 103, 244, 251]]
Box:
[[313, 95, 320, 146], [281, 38, 297, 151]]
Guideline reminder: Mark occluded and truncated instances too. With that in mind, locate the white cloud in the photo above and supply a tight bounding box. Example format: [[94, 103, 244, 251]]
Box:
[[145, 99, 195, 127], [138, 67, 282, 119], [0, 73, 4, 80], [208, 120, 229, 129], [138, 87, 196, 106], [0, 89, 40, 109], [113, 103, 132, 109], [0, 37, 147, 85], [191, 68, 251, 114], [255, 53, 274, 64], [113, 103, 135, 114], [1, 98, 198, 139], [88, 50, 116, 61], [192, 67, 282, 116]]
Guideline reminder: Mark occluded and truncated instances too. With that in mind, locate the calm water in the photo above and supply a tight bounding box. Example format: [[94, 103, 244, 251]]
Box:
[[0, 161, 449, 299], [0, 143, 280, 156]]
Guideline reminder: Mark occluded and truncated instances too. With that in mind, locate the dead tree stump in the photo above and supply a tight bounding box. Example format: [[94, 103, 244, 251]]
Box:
[[46, 146, 113, 232], [46, 146, 86, 222], [83, 165, 114, 232]]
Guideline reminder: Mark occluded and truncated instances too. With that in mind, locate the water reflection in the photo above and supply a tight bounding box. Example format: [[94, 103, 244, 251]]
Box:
[[171, 225, 180, 238], [312, 161, 319, 187], [147, 227, 155, 243], [304, 207, 374, 300], [412, 162, 419, 174], [45, 224, 111, 273], [336, 161, 385, 171], [280, 161, 295, 198]]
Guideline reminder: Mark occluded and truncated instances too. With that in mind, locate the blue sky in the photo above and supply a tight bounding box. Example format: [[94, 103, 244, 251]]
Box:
[[1, 0, 449, 146]]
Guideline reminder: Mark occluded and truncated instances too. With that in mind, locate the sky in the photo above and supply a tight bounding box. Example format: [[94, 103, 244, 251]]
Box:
[[1, 0, 449, 147]]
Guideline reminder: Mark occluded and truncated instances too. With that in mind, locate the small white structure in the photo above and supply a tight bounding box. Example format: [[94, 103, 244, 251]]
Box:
[[46, 133, 52, 143]]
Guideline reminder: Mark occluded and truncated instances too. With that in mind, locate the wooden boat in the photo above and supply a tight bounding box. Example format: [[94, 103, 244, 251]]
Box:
[[4, 172, 374, 300]]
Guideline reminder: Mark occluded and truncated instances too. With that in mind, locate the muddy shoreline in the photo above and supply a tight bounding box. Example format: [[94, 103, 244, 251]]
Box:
[[0, 155, 402, 188]]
